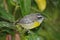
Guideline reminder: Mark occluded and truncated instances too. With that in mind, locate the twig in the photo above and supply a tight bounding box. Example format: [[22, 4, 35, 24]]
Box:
[[13, 4, 20, 24], [13, 5, 17, 16], [13, 4, 19, 16], [3, 0, 9, 13]]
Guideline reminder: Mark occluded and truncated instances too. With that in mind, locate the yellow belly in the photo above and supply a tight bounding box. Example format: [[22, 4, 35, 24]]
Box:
[[20, 21, 40, 29], [31, 21, 40, 29]]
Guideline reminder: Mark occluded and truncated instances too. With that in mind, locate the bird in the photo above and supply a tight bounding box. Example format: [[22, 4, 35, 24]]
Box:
[[17, 13, 44, 30]]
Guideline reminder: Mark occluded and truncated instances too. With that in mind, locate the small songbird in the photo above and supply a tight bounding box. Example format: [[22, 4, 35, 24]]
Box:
[[18, 13, 44, 30]]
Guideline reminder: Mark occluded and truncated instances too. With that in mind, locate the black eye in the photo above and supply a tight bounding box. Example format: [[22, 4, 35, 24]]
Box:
[[38, 17, 42, 19]]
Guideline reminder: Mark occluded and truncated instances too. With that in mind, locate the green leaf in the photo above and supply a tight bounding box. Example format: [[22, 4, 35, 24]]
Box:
[[0, 8, 15, 22], [0, 0, 4, 8], [24, 34, 45, 40], [19, 0, 31, 16], [0, 21, 15, 29]]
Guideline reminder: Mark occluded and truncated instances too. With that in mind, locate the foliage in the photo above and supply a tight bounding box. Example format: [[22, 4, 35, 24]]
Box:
[[0, 0, 60, 40]]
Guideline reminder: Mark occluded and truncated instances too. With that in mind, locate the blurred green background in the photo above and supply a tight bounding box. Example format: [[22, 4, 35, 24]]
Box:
[[0, 0, 60, 40]]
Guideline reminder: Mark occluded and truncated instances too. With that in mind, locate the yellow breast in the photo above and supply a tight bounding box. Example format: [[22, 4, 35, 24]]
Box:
[[19, 21, 40, 29], [32, 21, 40, 29]]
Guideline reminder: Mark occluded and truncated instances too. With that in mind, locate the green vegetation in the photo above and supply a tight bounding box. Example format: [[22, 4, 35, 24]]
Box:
[[0, 0, 60, 40]]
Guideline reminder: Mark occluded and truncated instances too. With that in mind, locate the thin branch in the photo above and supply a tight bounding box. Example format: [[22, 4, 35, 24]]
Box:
[[3, 0, 9, 13], [13, 4, 20, 25], [13, 5, 17, 16], [13, 4, 19, 16]]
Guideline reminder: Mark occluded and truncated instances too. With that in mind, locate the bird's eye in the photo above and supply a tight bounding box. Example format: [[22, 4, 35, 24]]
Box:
[[38, 17, 42, 19]]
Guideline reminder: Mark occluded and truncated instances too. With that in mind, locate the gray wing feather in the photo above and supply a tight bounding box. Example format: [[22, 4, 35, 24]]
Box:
[[19, 14, 37, 24]]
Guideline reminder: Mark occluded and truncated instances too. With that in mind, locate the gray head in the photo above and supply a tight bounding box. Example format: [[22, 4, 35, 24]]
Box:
[[35, 13, 44, 23]]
